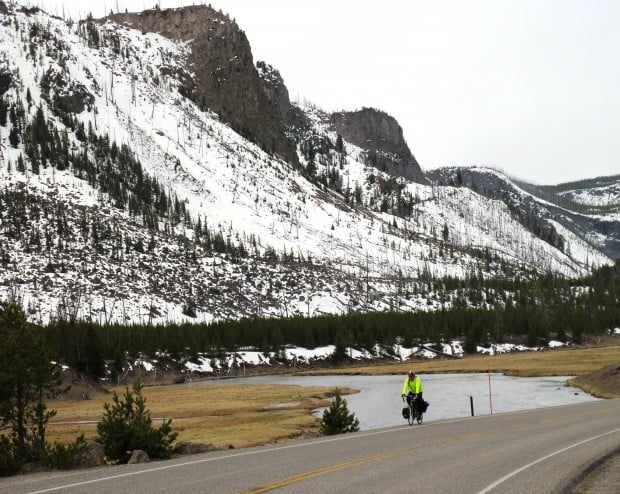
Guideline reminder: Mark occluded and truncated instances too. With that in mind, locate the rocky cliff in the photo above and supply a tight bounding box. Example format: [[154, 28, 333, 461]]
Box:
[[330, 108, 426, 183], [256, 61, 311, 138], [103, 6, 428, 182], [105, 5, 298, 166]]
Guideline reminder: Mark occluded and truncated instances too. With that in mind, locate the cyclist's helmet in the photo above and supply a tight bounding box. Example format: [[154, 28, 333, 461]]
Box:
[[408, 370, 415, 378]]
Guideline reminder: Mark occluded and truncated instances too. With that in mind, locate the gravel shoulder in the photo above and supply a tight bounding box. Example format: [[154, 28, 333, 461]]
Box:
[[568, 449, 620, 494]]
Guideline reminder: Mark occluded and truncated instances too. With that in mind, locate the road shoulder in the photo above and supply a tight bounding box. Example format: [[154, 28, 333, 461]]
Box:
[[567, 449, 620, 494]]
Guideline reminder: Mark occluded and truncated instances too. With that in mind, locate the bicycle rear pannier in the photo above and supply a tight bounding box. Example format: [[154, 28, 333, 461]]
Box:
[[402, 407, 410, 419]]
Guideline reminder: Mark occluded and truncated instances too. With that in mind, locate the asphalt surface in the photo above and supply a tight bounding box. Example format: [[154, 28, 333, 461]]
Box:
[[0, 399, 619, 494]]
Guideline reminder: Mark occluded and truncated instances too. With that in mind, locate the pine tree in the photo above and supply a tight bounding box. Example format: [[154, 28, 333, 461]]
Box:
[[0, 303, 63, 466], [331, 332, 348, 363], [335, 134, 344, 153], [319, 389, 359, 435], [0, 98, 7, 126], [96, 382, 177, 464], [8, 126, 19, 148]]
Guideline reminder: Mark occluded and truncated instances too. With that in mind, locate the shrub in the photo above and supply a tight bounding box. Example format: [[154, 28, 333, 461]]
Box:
[[45, 434, 89, 470], [96, 382, 177, 464], [0, 435, 22, 477], [319, 389, 360, 435]]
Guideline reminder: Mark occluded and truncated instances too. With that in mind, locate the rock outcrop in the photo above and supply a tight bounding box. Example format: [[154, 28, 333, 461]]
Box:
[[106, 6, 298, 166], [256, 61, 290, 121], [102, 7, 428, 182], [257, 60, 311, 136], [127, 449, 150, 464], [82, 440, 106, 467], [329, 108, 426, 183]]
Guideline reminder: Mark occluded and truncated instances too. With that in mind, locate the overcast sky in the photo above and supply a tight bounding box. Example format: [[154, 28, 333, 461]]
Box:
[[35, 1, 620, 184]]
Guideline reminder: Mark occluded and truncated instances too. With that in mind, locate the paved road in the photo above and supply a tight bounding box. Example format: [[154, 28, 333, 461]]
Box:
[[1, 399, 619, 494]]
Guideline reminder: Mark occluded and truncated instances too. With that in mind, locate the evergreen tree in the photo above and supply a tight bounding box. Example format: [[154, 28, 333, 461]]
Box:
[[0, 98, 7, 126], [0, 303, 63, 466], [319, 389, 359, 435], [335, 134, 344, 153], [331, 332, 348, 363], [8, 126, 19, 148], [96, 382, 177, 464]]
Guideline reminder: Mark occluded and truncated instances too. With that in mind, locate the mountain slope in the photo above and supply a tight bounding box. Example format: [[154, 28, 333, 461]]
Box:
[[0, 3, 613, 325], [428, 167, 620, 260]]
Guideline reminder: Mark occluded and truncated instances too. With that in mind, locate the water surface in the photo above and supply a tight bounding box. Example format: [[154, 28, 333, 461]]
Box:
[[196, 373, 597, 430]]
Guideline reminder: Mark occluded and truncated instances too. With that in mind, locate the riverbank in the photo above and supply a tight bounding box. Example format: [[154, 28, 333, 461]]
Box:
[[48, 341, 620, 449]]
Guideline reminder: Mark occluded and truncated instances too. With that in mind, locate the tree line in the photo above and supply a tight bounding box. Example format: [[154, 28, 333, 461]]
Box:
[[39, 260, 620, 381]]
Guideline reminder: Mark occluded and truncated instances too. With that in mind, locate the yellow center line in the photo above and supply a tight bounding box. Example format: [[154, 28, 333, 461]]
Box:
[[239, 408, 610, 494], [239, 443, 424, 494], [240, 427, 508, 494]]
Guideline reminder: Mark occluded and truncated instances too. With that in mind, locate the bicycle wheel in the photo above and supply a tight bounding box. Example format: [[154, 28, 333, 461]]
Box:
[[407, 404, 414, 426], [416, 411, 423, 425]]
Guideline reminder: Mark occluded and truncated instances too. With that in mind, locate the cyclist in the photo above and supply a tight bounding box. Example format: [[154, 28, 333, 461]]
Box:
[[401, 369, 424, 414]]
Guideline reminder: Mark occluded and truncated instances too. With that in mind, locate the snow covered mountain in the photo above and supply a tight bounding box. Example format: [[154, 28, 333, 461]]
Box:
[[545, 175, 620, 209], [0, 3, 615, 325], [428, 167, 620, 261]]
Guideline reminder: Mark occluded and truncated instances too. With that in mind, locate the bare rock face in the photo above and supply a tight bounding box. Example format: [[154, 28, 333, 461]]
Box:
[[329, 108, 426, 183], [257, 61, 311, 135], [107, 6, 298, 165], [256, 61, 290, 121]]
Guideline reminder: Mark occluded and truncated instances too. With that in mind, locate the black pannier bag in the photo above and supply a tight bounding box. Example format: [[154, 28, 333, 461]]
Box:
[[423, 401, 429, 413], [402, 407, 410, 419]]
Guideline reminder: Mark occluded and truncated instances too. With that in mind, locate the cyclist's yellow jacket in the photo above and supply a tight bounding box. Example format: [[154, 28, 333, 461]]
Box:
[[402, 375, 423, 395]]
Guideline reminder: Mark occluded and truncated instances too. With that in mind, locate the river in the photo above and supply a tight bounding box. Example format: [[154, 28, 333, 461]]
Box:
[[193, 373, 598, 430]]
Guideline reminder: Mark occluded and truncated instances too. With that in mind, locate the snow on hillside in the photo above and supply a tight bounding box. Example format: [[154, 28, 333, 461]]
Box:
[[0, 5, 613, 325], [432, 166, 616, 265], [559, 182, 620, 210], [179, 340, 565, 376]]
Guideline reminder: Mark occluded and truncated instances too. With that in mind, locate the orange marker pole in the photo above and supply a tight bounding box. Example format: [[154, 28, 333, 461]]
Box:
[[488, 364, 493, 415]]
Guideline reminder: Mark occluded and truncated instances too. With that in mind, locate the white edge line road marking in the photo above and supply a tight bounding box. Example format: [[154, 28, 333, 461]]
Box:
[[25, 425, 425, 494], [477, 427, 620, 494], [24, 408, 615, 494]]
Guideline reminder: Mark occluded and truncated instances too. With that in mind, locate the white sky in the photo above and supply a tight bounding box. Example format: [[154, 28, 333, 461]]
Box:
[[33, 1, 620, 184]]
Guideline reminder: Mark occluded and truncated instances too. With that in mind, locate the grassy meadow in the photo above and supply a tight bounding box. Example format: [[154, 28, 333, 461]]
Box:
[[47, 341, 620, 450]]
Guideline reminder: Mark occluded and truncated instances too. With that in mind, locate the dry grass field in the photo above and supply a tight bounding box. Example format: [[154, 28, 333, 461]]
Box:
[[47, 383, 358, 450], [303, 343, 620, 378], [47, 341, 620, 451]]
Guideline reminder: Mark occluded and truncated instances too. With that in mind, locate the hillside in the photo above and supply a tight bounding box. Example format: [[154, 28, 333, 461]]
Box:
[[428, 167, 620, 260], [0, 3, 615, 327]]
